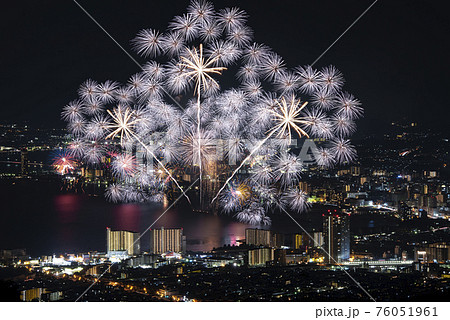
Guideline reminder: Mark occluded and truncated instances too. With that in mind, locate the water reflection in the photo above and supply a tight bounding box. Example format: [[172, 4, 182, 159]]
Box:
[[1, 180, 319, 255], [54, 195, 81, 248], [113, 204, 141, 232], [54, 194, 80, 224]]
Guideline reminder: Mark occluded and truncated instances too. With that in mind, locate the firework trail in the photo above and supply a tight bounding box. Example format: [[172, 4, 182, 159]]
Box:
[[62, 0, 363, 225], [179, 44, 226, 204]]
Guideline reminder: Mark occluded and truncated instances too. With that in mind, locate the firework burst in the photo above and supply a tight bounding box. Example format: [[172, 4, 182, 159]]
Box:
[[52, 151, 76, 175], [62, 0, 363, 225]]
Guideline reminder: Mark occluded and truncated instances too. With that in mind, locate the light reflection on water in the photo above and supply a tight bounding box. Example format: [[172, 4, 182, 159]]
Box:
[[1, 180, 318, 256]]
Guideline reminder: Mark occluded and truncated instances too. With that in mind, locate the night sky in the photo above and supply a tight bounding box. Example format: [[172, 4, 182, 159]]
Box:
[[1, 0, 449, 134]]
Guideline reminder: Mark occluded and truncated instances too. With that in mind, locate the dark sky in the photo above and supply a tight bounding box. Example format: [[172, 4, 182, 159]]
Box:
[[1, 0, 449, 134]]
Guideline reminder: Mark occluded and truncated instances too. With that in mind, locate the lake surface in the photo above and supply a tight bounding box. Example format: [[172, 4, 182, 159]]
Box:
[[0, 179, 323, 256]]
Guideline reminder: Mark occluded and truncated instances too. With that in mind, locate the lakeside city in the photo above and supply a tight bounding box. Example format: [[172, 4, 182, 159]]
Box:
[[2, 1, 450, 315], [1, 120, 449, 301]]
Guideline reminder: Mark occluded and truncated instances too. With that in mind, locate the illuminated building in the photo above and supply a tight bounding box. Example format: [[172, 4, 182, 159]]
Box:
[[415, 242, 450, 264], [298, 181, 310, 193], [106, 228, 140, 257], [248, 247, 274, 266], [149, 227, 185, 254], [20, 288, 63, 302], [337, 169, 350, 176], [245, 228, 271, 247], [286, 253, 308, 264], [81, 167, 104, 179], [21, 288, 43, 302], [424, 171, 437, 178], [313, 231, 324, 247], [292, 233, 303, 249], [127, 254, 159, 267], [86, 265, 101, 276], [323, 208, 350, 263], [351, 166, 360, 176]]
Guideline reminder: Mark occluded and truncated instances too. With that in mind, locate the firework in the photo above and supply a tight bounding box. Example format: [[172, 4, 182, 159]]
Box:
[[267, 95, 311, 141], [283, 188, 310, 212], [112, 154, 137, 179], [62, 0, 363, 225], [52, 151, 76, 175], [179, 43, 226, 203], [220, 179, 251, 213]]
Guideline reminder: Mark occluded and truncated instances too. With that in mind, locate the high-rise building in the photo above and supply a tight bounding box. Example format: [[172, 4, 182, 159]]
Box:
[[245, 228, 271, 247], [248, 247, 274, 266], [323, 209, 350, 263], [313, 231, 324, 247], [149, 227, 185, 254], [298, 181, 310, 193], [106, 228, 140, 257], [292, 233, 303, 249]]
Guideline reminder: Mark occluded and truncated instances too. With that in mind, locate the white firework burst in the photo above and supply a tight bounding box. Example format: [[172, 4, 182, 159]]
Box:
[[169, 14, 200, 42], [115, 87, 134, 105], [112, 154, 137, 179], [241, 79, 263, 98], [310, 88, 336, 110], [335, 92, 363, 119], [274, 71, 300, 94], [68, 118, 86, 136], [296, 65, 322, 94], [132, 29, 164, 58], [142, 61, 165, 80], [161, 32, 186, 58], [320, 66, 344, 93], [274, 153, 303, 187], [187, 0, 215, 25], [181, 129, 217, 167], [226, 26, 253, 47], [96, 81, 119, 103], [78, 79, 98, 102], [199, 20, 222, 43], [283, 188, 310, 212], [62, 0, 364, 225], [242, 43, 270, 64], [206, 40, 241, 66], [329, 138, 357, 164], [218, 7, 248, 32], [261, 52, 285, 81], [314, 146, 336, 168], [331, 114, 356, 137], [106, 184, 126, 203], [236, 63, 261, 82], [62, 100, 84, 122], [83, 96, 104, 115], [250, 162, 274, 185]]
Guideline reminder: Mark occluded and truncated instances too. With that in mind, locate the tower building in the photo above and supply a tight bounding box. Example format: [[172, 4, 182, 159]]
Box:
[[106, 228, 140, 257], [245, 228, 271, 247], [149, 227, 185, 254], [323, 208, 350, 263]]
